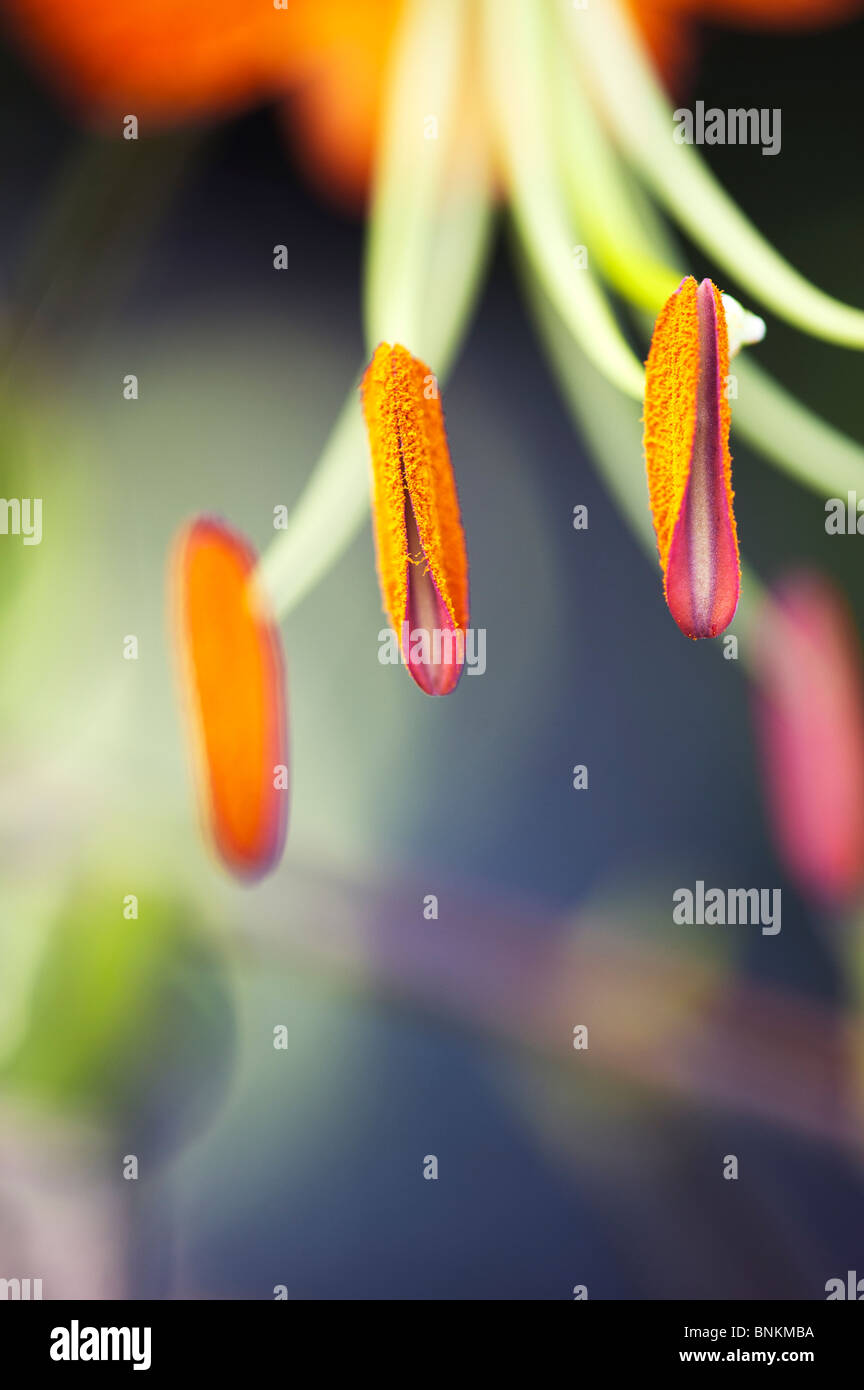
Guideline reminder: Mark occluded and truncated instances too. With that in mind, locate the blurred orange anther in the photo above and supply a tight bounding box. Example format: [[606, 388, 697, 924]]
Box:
[[172, 517, 288, 881]]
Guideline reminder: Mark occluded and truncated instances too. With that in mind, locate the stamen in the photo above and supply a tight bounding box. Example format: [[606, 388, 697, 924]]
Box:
[[361, 342, 469, 694], [172, 518, 288, 879], [644, 276, 740, 639]]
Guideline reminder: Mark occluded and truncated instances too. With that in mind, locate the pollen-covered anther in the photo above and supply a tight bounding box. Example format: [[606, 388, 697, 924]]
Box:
[[360, 342, 469, 694], [643, 276, 740, 640]]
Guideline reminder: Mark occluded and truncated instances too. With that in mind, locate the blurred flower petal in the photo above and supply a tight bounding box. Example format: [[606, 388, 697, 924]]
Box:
[[2, 0, 402, 204], [751, 573, 864, 908], [172, 517, 288, 880], [282, 34, 393, 209], [361, 342, 469, 695], [4, 0, 303, 121], [626, 1, 694, 90], [644, 275, 740, 638]]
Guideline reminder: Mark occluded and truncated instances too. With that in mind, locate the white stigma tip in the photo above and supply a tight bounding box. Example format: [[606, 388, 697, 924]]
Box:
[[722, 293, 767, 358]]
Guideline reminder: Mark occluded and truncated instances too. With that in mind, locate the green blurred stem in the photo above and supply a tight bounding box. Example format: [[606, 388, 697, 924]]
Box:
[[482, 0, 644, 400], [363, 0, 468, 354], [733, 359, 864, 500], [254, 398, 369, 618], [562, 0, 864, 348], [550, 24, 680, 313], [257, 0, 493, 620]]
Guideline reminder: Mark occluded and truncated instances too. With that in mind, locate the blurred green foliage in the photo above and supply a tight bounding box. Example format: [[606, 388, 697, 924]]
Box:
[[1, 880, 235, 1145]]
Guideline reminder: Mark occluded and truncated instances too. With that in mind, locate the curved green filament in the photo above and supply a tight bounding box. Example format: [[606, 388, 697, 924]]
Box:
[[734, 358, 864, 500], [255, 396, 369, 618], [546, 34, 864, 505], [550, 30, 680, 313], [483, 0, 645, 401], [364, 0, 473, 355], [563, 0, 864, 348]]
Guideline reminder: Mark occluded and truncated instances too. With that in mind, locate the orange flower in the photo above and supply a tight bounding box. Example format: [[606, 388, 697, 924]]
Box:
[[172, 517, 288, 880], [361, 343, 469, 695], [751, 574, 864, 909], [5, 0, 862, 204], [643, 276, 740, 639]]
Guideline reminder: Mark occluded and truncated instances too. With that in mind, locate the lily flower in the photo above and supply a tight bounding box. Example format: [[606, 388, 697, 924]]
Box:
[[172, 518, 288, 881], [751, 575, 864, 911], [9, 0, 864, 874]]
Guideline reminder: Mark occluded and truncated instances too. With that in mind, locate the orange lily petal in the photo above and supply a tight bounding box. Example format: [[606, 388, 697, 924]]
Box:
[[172, 517, 288, 880], [281, 9, 402, 210], [626, 1, 694, 90], [2, 0, 304, 123], [360, 343, 469, 696], [751, 574, 864, 909], [644, 275, 740, 640], [0, 0, 398, 125]]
